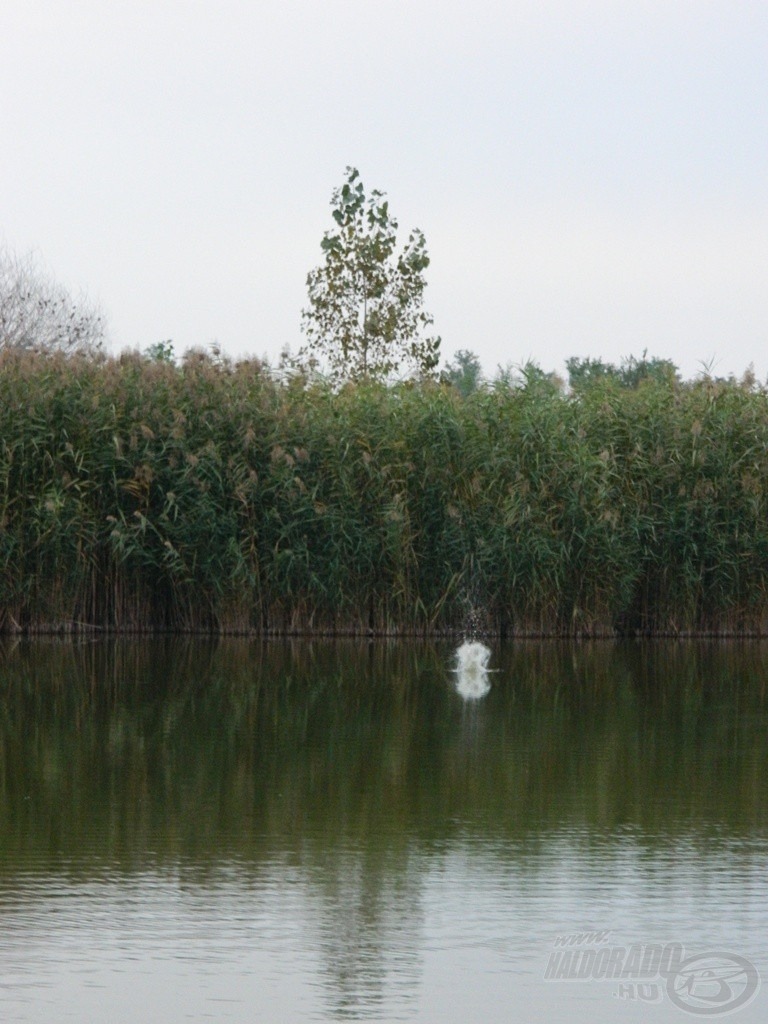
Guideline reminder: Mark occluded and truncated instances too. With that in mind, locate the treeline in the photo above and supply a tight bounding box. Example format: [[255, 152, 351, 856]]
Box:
[[2, 347, 768, 636]]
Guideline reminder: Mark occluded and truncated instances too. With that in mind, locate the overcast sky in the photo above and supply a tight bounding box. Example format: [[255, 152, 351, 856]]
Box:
[[2, 0, 767, 381]]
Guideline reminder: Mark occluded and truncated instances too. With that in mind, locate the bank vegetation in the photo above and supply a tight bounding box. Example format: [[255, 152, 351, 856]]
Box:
[[2, 347, 767, 636]]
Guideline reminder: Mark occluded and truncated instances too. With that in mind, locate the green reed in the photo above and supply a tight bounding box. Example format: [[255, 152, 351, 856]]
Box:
[[2, 348, 768, 634]]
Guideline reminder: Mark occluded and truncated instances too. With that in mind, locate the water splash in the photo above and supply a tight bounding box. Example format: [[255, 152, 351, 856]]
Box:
[[453, 640, 492, 700]]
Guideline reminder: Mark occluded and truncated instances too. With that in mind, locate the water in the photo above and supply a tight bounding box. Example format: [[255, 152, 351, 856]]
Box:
[[1, 639, 767, 1022]]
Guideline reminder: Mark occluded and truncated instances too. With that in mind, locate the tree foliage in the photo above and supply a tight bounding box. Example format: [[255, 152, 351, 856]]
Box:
[[300, 167, 440, 383], [566, 352, 679, 392], [444, 349, 483, 396], [0, 247, 104, 354]]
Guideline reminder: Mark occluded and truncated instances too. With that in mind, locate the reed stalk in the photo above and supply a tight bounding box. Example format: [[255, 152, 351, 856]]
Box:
[[2, 349, 768, 635]]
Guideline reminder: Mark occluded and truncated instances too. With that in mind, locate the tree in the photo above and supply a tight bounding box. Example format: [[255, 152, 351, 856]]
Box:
[[494, 360, 563, 393], [566, 352, 679, 392], [444, 349, 483, 396], [0, 247, 104, 354], [300, 167, 440, 383], [144, 339, 175, 363]]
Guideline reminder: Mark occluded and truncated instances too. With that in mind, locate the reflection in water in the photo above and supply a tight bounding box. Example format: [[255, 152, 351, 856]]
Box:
[[0, 639, 767, 1021], [453, 640, 492, 700]]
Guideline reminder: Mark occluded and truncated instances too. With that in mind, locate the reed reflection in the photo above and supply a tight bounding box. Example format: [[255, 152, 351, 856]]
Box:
[[1, 638, 768, 1020], [2, 639, 768, 862]]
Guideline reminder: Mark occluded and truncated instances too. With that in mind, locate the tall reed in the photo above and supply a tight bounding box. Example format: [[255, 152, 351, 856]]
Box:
[[2, 348, 768, 635]]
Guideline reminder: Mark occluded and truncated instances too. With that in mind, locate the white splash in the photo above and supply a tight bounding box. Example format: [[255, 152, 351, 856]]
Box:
[[453, 640, 492, 700]]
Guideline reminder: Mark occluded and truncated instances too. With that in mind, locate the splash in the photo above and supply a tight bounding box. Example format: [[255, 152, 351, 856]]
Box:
[[453, 640, 492, 700]]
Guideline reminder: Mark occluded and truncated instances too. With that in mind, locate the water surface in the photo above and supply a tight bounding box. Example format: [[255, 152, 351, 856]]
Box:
[[1, 639, 767, 1021]]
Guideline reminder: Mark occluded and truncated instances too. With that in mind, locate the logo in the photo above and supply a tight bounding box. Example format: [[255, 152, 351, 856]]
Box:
[[544, 933, 760, 1016], [667, 952, 760, 1016]]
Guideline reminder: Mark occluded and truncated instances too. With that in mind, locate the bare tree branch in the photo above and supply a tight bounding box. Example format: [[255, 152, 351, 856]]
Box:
[[0, 247, 105, 354]]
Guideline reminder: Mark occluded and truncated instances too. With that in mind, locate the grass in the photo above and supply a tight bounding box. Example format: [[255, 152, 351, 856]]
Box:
[[2, 347, 768, 635]]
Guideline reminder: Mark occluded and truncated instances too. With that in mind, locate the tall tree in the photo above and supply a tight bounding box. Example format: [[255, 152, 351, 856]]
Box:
[[301, 167, 440, 383], [0, 247, 104, 354]]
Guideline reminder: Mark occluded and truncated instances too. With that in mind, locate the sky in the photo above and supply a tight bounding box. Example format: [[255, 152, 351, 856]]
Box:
[[2, 0, 767, 382]]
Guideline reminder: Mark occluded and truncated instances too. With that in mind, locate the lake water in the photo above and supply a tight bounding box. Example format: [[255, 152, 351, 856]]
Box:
[[0, 639, 767, 1022]]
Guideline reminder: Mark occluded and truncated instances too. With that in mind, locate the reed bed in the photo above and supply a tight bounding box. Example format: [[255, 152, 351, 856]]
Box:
[[2, 348, 768, 636]]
